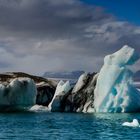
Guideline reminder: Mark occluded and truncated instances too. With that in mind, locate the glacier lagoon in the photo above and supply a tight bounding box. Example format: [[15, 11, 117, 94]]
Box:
[[0, 45, 139, 113], [0, 112, 140, 140], [0, 46, 139, 139]]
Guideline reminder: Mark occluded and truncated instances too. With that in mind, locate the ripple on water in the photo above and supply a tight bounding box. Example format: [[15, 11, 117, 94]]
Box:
[[0, 112, 139, 139]]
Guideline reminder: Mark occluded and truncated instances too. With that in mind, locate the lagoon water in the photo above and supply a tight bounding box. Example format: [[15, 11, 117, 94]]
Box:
[[0, 112, 140, 140]]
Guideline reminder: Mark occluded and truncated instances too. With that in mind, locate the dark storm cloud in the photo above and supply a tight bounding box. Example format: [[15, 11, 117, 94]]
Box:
[[0, 0, 111, 39], [0, 0, 139, 74]]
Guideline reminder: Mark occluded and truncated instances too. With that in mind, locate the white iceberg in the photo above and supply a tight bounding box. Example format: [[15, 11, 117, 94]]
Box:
[[0, 78, 37, 110], [29, 105, 49, 112], [122, 119, 140, 127], [94, 45, 140, 113], [48, 80, 71, 111]]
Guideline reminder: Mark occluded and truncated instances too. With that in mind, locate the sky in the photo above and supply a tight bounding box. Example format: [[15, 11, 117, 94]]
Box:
[[0, 0, 140, 75], [82, 0, 140, 25]]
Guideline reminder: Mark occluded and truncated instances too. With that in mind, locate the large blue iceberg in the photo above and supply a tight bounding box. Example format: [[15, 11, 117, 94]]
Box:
[[94, 45, 140, 113]]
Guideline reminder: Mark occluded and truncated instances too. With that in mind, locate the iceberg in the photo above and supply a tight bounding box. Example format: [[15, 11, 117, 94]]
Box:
[[122, 119, 140, 127], [94, 45, 140, 113], [71, 72, 98, 113], [0, 77, 37, 110], [72, 73, 88, 93], [48, 80, 71, 111], [29, 105, 49, 112]]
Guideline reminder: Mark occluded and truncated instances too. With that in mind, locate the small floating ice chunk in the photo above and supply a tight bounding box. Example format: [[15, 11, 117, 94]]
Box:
[[29, 105, 49, 112], [122, 119, 140, 127]]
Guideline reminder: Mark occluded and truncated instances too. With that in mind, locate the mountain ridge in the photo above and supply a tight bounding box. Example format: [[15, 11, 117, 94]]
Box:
[[43, 70, 85, 79]]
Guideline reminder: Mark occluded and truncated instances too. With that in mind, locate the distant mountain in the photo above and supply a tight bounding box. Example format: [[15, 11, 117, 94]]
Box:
[[43, 70, 140, 81], [43, 70, 85, 79], [134, 70, 140, 81]]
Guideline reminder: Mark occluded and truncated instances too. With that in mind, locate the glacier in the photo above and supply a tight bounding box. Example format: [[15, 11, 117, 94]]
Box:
[[48, 80, 71, 111], [94, 45, 140, 113], [0, 77, 37, 110]]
